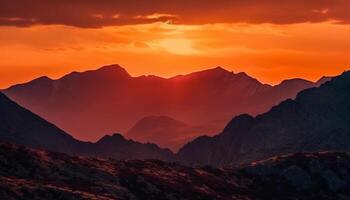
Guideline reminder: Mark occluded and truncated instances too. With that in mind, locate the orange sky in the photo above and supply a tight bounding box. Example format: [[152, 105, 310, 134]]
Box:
[[1, 1, 350, 88]]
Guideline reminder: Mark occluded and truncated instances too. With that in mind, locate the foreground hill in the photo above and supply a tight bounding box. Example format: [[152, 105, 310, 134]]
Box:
[[0, 92, 81, 154], [0, 92, 173, 160], [1, 142, 350, 200], [126, 116, 217, 152], [178, 71, 350, 166], [3, 65, 326, 147]]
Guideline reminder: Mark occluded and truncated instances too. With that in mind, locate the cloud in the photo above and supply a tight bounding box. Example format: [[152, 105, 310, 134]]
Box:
[[0, 0, 350, 28]]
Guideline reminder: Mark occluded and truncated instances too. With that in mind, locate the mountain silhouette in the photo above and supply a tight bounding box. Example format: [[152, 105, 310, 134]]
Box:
[[0, 92, 173, 160], [4, 64, 326, 149], [178, 71, 350, 166], [93, 133, 173, 160], [126, 115, 217, 152]]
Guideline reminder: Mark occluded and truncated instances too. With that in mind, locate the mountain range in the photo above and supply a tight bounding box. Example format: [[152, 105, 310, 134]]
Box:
[[1, 66, 350, 200], [178, 71, 350, 166], [1, 66, 348, 168], [0, 91, 173, 160], [1, 142, 350, 200], [3, 64, 330, 150]]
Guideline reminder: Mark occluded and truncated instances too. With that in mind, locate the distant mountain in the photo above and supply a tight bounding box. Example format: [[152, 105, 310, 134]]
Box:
[[4, 64, 325, 148], [1, 142, 350, 199], [126, 116, 217, 152], [0, 92, 173, 160], [178, 71, 350, 166]]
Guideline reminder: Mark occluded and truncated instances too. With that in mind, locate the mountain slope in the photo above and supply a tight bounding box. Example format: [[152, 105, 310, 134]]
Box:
[[0, 92, 173, 160], [0, 92, 82, 154], [126, 116, 217, 152], [1, 142, 350, 200], [178, 71, 350, 166], [3, 64, 323, 148]]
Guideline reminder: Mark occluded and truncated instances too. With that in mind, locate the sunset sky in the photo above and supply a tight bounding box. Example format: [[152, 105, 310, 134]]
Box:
[[1, 0, 350, 88]]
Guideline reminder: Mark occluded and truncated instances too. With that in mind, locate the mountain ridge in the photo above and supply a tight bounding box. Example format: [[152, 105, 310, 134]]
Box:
[[3, 64, 329, 149], [178, 71, 350, 166], [5, 65, 330, 90]]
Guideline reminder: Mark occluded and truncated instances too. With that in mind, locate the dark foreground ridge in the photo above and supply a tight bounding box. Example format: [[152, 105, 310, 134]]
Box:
[[1, 142, 350, 200]]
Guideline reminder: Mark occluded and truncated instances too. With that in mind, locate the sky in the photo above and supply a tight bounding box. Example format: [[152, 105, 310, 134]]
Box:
[[1, 0, 350, 88]]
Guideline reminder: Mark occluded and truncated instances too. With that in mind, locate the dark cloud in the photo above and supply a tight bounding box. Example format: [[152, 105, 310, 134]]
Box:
[[0, 0, 349, 28]]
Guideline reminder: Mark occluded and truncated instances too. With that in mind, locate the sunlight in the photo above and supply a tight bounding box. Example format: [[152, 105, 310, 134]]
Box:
[[155, 38, 200, 55]]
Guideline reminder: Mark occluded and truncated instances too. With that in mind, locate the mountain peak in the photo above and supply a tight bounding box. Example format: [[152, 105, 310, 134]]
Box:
[[97, 133, 125, 143], [316, 76, 333, 85], [97, 64, 123, 71], [279, 78, 312, 85], [33, 76, 52, 82], [4, 76, 53, 90], [59, 64, 131, 81], [199, 66, 232, 75], [222, 114, 255, 134], [171, 66, 234, 81], [211, 66, 230, 72], [236, 71, 248, 76], [95, 64, 131, 76], [135, 116, 188, 127]]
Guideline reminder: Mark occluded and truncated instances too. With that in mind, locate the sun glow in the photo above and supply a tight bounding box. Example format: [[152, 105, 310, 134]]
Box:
[[154, 38, 199, 55], [0, 21, 350, 88]]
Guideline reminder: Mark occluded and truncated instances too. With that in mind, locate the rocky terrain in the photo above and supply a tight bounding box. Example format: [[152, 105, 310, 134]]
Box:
[[1, 142, 350, 200], [178, 71, 350, 166]]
